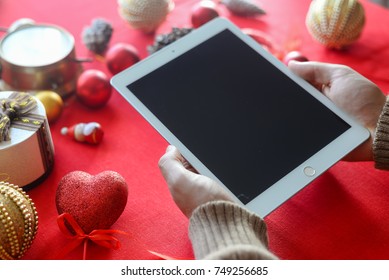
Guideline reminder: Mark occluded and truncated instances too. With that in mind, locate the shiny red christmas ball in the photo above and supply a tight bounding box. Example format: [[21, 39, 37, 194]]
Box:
[[106, 43, 140, 75], [283, 51, 309, 65], [191, 0, 219, 28], [76, 69, 112, 108]]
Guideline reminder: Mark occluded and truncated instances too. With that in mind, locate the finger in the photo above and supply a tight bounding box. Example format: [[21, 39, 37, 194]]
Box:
[[321, 84, 331, 97], [164, 145, 198, 173], [288, 61, 335, 87], [166, 144, 176, 153], [158, 145, 193, 184], [159, 145, 183, 173]]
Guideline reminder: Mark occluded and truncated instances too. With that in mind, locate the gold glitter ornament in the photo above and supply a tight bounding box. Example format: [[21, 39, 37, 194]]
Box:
[[0, 181, 38, 259], [306, 0, 365, 49], [118, 0, 175, 33]]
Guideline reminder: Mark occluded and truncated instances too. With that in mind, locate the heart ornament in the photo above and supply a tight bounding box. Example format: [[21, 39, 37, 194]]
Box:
[[55, 171, 128, 234]]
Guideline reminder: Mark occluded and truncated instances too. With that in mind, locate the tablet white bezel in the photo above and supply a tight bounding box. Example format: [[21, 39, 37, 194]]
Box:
[[111, 17, 370, 217]]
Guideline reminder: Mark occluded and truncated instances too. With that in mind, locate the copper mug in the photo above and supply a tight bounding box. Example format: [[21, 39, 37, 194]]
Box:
[[0, 24, 85, 97]]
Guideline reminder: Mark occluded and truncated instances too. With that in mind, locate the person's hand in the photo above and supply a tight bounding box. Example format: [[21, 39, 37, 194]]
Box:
[[158, 145, 234, 218], [289, 61, 387, 161]]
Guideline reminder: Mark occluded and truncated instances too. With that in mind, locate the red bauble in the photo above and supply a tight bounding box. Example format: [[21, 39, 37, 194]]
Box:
[[283, 51, 309, 65], [76, 69, 112, 108], [106, 43, 140, 75], [191, 0, 219, 28]]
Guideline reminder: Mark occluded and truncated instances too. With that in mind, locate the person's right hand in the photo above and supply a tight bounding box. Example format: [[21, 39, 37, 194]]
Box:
[[289, 61, 387, 161]]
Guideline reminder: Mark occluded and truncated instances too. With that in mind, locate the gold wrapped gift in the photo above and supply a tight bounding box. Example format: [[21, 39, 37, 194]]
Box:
[[0, 91, 54, 190]]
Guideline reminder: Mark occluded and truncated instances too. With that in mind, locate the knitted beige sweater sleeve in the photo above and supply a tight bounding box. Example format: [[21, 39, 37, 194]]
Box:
[[189, 201, 277, 259], [373, 96, 389, 170]]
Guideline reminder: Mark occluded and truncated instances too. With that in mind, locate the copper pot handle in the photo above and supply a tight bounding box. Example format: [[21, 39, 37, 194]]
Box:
[[71, 58, 93, 63]]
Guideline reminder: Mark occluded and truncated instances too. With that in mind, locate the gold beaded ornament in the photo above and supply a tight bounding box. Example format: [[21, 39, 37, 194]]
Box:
[[0, 181, 38, 259], [118, 0, 175, 33], [306, 0, 365, 49]]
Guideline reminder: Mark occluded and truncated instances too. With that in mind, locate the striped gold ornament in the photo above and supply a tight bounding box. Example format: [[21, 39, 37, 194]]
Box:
[[0, 181, 38, 259], [306, 0, 365, 49]]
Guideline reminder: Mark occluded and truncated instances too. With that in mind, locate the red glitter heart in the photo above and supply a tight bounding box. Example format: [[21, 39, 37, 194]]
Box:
[[55, 171, 128, 234]]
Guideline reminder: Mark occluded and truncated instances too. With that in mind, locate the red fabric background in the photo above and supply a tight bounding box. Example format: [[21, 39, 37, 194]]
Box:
[[1, 0, 389, 259]]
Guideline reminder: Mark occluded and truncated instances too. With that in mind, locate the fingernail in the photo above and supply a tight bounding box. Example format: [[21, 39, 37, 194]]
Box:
[[288, 60, 300, 66], [166, 145, 175, 152]]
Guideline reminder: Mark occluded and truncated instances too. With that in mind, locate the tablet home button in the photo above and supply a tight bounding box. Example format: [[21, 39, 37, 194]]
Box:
[[303, 166, 316, 177]]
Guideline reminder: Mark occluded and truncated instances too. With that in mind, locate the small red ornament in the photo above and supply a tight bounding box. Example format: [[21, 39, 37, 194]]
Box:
[[191, 0, 219, 28], [283, 51, 309, 65], [106, 43, 140, 75], [76, 69, 112, 108], [61, 122, 104, 144]]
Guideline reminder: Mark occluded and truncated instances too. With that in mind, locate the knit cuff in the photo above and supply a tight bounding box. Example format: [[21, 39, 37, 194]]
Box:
[[189, 201, 277, 259], [373, 96, 389, 170]]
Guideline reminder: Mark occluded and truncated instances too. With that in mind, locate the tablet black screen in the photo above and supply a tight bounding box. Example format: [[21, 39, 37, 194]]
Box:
[[127, 29, 350, 204]]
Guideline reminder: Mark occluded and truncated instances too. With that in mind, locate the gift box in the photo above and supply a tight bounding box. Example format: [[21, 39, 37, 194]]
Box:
[[0, 91, 54, 190]]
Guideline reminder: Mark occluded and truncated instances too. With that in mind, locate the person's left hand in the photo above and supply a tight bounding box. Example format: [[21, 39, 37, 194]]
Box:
[[158, 145, 234, 218], [289, 61, 387, 161]]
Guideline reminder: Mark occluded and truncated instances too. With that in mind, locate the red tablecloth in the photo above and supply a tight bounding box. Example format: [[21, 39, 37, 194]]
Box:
[[1, 0, 389, 260]]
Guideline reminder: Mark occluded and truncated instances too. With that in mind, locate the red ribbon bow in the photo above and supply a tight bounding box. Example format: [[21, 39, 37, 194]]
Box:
[[57, 213, 128, 260]]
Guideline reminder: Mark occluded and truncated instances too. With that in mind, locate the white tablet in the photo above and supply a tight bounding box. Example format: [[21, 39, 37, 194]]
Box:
[[111, 18, 369, 217]]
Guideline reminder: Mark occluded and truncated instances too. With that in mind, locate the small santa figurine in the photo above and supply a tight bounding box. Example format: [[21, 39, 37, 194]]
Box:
[[61, 122, 104, 144]]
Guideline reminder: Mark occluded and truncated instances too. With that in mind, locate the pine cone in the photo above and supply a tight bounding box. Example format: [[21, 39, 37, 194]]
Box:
[[147, 27, 194, 54], [221, 0, 266, 17], [82, 18, 113, 54]]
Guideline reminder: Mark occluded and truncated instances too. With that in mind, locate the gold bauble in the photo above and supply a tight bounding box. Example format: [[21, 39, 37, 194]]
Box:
[[118, 0, 175, 33], [306, 0, 365, 49], [35, 90, 64, 123], [0, 181, 38, 259]]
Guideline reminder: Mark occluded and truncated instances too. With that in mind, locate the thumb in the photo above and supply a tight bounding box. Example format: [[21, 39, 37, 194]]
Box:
[[288, 61, 334, 88], [159, 145, 182, 173], [158, 145, 191, 184]]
